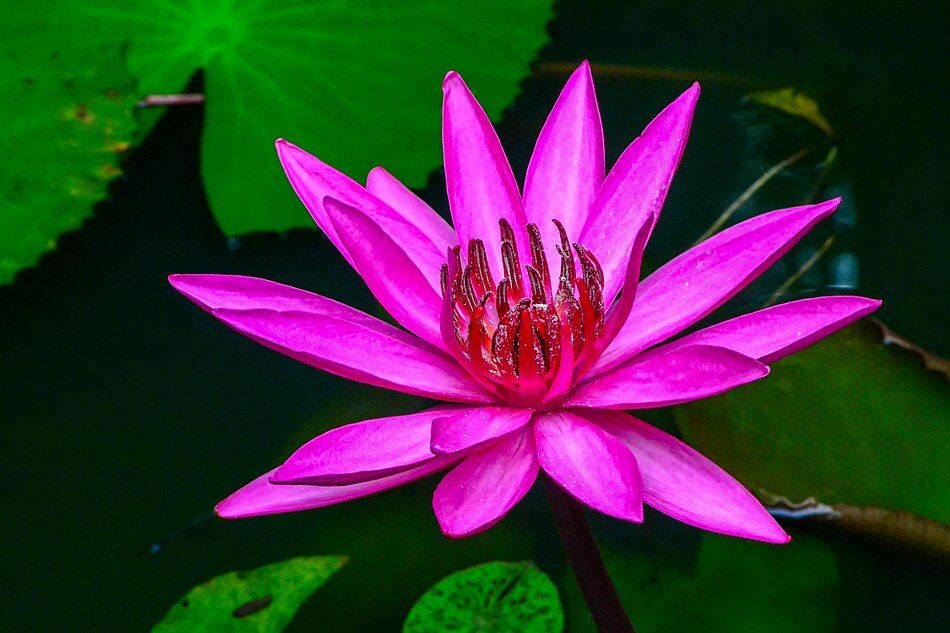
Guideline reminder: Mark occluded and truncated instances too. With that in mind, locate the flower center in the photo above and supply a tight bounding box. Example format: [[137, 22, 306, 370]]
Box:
[[440, 219, 606, 406]]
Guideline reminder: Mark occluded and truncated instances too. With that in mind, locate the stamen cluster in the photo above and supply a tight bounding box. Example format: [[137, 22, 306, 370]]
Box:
[[440, 219, 606, 405]]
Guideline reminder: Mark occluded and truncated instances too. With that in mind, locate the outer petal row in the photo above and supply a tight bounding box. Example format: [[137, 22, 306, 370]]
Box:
[[664, 295, 882, 363], [216, 459, 456, 519], [168, 274, 490, 403], [217, 405, 786, 544], [568, 344, 768, 409], [584, 409, 789, 543], [593, 199, 842, 374]]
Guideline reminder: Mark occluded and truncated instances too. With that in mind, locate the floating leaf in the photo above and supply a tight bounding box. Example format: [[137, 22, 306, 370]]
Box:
[[746, 87, 834, 137], [675, 320, 950, 524], [153, 556, 346, 632], [0, 42, 137, 284], [404, 561, 563, 633], [564, 534, 839, 633], [15, 0, 549, 238]]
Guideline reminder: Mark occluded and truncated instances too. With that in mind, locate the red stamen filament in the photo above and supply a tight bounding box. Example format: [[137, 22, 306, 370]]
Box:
[[441, 220, 606, 406]]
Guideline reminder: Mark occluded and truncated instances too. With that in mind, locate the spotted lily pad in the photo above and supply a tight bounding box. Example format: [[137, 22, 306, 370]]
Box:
[[403, 561, 564, 633], [153, 556, 347, 632], [0, 40, 137, 284]]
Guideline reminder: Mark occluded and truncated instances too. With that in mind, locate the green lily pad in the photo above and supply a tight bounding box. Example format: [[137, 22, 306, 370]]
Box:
[[153, 555, 347, 632], [564, 534, 839, 633], [0, 41, 137, 284], [1, 1, 551, 281], [90, 0, 551, 236], [404, 561, 564, 633], [675, 320, 950, 523]]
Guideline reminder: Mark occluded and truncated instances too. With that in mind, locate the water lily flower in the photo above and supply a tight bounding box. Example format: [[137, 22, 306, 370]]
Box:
[[170, 62, 879, 543]]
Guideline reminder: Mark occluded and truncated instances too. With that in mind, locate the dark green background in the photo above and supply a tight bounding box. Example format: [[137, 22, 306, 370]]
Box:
[[1, 1, 947, 631]]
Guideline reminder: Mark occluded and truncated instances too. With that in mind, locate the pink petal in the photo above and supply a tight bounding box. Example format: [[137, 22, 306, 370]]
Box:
[[597, 217, 653, 353], [272, 408, 460, 485], [523, 60, 604, 269], [442, 71, 529, 277], [433, 428, 539, 538], [592, 199, 841, 375], [534, 410, 643, 522], [205, 306, 489, 404], [216, 459, 457, 519], [579, 84, 700, 302], [170, 274, 487, 402], [585, 409, 789, 543], [663, 296, 882, 363], [566, 345, 768, 409], [325, 197, 444, 348], [430, 406, 534, 455], [365, 166, 457, 250], [276, 139, 447, 289]]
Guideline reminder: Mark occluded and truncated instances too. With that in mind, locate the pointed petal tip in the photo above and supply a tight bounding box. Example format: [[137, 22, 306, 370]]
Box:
[[442, 70, 464, 91], [679, 81, 701, 105], [773, 529, 793, 544], [366, 165, 387, 181], [274, 138, 305, 164], [214, 499, 241, 520], [745, 517, 792, 544]]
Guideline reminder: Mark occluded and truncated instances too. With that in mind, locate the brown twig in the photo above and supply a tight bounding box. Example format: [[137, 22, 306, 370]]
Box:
[[136, 93, 206, 108]]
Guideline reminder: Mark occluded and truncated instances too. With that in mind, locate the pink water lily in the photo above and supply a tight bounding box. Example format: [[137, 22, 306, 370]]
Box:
[[170, 62, 879, 543]]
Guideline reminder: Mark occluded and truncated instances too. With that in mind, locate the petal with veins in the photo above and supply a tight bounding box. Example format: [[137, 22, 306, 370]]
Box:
[[567, 345, 768, 409], [580, 84, 699, 302], [430, 406, 534, 455], [276, 139, 447, 287], [534, 410, 643, 522], [442, 71, 529, 277], [273, 407, 464, 485], [662, 295, 881, 363], [593, 199, 840, 375], [326, 197, 444, 348], [585, 409, 789, 543], [433, 428, 539, 538], [216, 459, 457, 519], [524, 60, 604, 270], [366, 166, 457, 249]]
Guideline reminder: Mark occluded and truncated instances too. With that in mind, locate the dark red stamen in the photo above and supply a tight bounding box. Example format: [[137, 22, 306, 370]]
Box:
[[442, 219, 608, 405]]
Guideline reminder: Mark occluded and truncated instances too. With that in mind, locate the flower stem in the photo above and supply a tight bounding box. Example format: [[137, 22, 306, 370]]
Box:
[[543, 477, 636, 633]]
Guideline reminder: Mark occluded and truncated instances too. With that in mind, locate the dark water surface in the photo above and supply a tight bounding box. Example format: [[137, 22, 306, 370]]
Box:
[[1, 1, 947, 631]]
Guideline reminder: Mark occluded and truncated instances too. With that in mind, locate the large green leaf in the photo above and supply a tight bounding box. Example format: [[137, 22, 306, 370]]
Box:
[[675, 320, 950, 523], [404, 561, 564, 633], [82, 0, 549, 236], [153, 556, 346, 632], [564, 534, 839, 633], [0, 41, 137, 284]]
